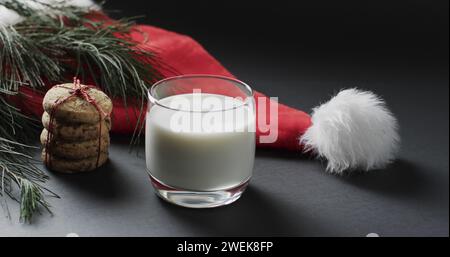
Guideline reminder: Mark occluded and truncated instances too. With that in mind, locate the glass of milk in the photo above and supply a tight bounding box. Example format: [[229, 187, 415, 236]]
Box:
[[146, 75, 255, 208]]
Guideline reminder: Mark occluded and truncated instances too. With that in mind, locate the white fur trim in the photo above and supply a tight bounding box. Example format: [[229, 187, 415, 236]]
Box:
[[0, 5, 23, 26], [25, 0, 100, 11], [0, 0, 100, 27], [300, 88, 399, 174]]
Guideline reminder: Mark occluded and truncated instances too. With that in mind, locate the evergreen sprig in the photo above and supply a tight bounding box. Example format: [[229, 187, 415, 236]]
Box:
[[0, 96, 58, 222], [0, 0, 166, 222]]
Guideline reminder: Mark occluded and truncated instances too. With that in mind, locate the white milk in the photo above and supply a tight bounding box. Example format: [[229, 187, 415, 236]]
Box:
[[146, 93, 255, 191]]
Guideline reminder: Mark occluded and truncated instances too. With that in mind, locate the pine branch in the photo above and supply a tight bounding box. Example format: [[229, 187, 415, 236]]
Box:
[[2, 0, 164, 96], [0, 25, 61, 94], [0, 0, 168, 222], [0, 96, 57, 223]]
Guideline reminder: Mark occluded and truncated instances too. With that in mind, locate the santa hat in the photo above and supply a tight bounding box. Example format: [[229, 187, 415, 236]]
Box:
[[3, 0, 400, 174]]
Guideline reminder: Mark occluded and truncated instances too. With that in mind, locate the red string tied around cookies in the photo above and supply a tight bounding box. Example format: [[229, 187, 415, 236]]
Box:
[[45, 78, 109, 168]]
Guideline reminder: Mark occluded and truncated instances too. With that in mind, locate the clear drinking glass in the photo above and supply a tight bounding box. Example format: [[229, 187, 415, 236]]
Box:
[[146, 75, 255, 208]]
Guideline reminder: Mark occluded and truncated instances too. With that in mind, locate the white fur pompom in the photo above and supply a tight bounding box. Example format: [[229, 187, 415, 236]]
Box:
[[300, 88, 399, 174]]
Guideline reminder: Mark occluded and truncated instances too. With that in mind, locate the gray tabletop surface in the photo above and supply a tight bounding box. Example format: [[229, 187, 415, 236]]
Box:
[[1, 1, 448, 237]]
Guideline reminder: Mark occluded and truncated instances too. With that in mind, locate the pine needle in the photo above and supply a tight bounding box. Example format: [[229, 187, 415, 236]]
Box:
[[0, 0, 167, 222], [0, 96, 56, 223]]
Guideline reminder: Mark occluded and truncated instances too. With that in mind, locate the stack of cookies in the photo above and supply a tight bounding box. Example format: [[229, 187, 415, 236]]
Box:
[[41, 82, 113, 173]]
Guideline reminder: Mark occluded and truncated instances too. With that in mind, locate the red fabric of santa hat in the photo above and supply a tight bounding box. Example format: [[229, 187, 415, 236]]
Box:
[[7, 2, 400, 174]]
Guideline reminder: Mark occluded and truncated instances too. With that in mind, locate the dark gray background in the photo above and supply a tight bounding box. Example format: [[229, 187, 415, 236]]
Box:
[[1, 0, 448, 236]]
